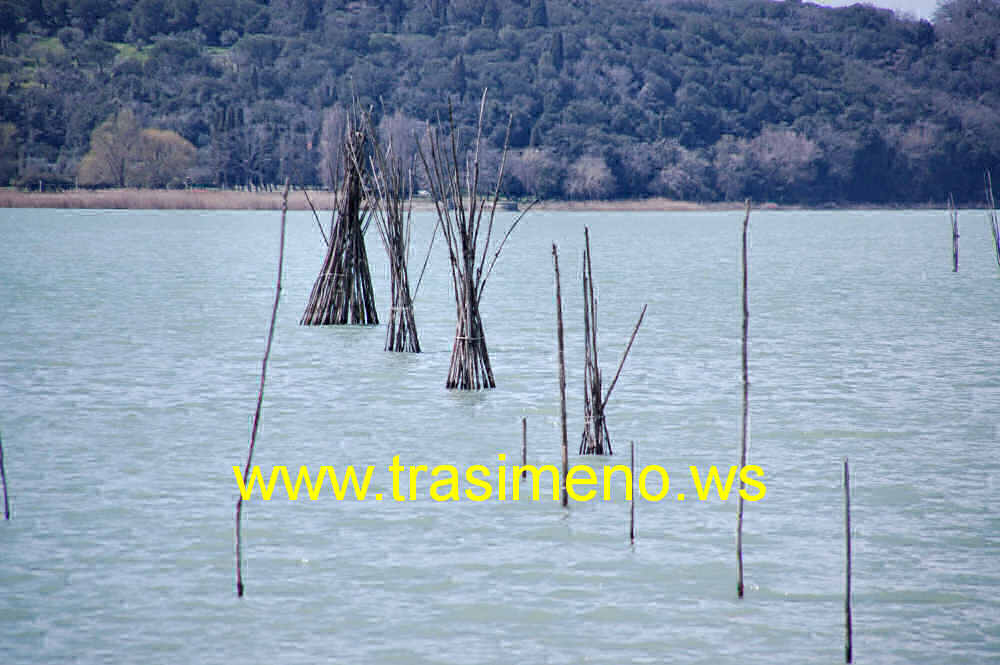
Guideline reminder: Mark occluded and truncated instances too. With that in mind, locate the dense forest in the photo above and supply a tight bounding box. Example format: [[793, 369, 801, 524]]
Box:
[[1, 0, 999, 203]]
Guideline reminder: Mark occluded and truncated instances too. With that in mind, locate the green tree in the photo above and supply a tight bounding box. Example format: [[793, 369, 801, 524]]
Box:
[[0, 2, 25, 36], [531, 0, 548, 28], [197, 0, 238, 45], [78, 39, 117, 74], [551, 31, 564, 71], [0, 123, 19, 185], [68, 0, 115, 33], [130, 0, 168, 41]]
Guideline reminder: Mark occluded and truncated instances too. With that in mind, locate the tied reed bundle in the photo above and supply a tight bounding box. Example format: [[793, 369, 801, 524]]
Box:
[[417, 90, 535, 389], [301, 105, 379, 326]]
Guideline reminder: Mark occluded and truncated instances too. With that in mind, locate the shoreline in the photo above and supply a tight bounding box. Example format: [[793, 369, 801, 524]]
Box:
[[0, 188, 945, 212]]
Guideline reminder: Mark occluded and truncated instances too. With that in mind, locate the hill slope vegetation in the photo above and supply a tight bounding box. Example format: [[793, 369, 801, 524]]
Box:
[[2, 0, 999, 203]]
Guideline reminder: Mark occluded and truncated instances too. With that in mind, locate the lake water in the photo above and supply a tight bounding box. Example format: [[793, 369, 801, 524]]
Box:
[[0, 207, 997, 663]]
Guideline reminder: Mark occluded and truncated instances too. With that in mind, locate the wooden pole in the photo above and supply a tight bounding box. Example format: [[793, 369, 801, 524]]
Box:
[[236, 179, 290, 597], [553, 243, 568, 508], [987, 172, 1000, 268], [737, 198, 750, 599], [0, 431, 9, 520], [601, 304, 648, 412], [521, 417, 527, 479], [948, 194, 959, 272], [845, 458, 853, 663], [629, 441, 635, 544], [302, 187, 329, 247], [581, 228, 605, 455]]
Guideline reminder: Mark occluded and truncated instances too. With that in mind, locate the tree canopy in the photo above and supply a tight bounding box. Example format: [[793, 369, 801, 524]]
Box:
[[2, 0, 999, 203]]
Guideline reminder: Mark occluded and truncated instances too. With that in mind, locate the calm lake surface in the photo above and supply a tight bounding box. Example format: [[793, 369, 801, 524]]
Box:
[[1, 207, 998, 663]]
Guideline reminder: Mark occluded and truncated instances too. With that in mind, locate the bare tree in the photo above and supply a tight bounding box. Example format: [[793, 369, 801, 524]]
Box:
[[318, 105, 348, 189], [509, 147, 565, 198], [565, 154, 615, 199], [78, 109, 143, 187]]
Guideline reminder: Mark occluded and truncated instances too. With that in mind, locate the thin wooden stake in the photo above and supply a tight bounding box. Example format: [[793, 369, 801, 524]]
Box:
[[629, 441, 635, 544], [987, 172, 1000, 268], [553, 243, 568, 508], [845, 457, 853, 663], [302, 187, 329, 247], [236, 179, 290, 598], [601, 304, 648, 411], [0, 431, 9, 520], [521, 417, 527, 479], [948, 194, 959, 272], [737, 198, 750, 599]]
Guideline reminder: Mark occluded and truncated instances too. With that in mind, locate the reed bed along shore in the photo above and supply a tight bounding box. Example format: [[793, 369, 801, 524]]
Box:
[[0, 188, 316, 210], [2, 188, 955, 211], [1, 188, 729, 212]]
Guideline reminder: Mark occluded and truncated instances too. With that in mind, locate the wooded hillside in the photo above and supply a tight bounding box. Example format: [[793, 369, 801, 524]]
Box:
[[2, 0, 999, 204]]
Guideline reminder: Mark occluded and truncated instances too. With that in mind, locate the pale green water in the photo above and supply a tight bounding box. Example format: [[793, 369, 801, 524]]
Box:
[[0, 208, 998, 663]]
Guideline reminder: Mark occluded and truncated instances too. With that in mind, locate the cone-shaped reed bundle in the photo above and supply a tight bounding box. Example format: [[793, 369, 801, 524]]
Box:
[[417, 90, 534, 389], [301, 108, 378, 326]]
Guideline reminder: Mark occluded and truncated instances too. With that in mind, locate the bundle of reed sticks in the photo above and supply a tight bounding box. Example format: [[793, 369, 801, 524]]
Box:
[[365, 119, 421, 352], [301, 108, 379, 326], [417, 90, 534, 389], [581, 227, 610, 454], [579, 227, 647, 455]]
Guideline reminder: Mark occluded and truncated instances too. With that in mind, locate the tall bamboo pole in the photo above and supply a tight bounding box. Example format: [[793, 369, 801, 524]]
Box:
[[845, 458, 853, 663], [737, 198, 750, 599], [553, 243, 568, 508], [236, 180, 289, 598]]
